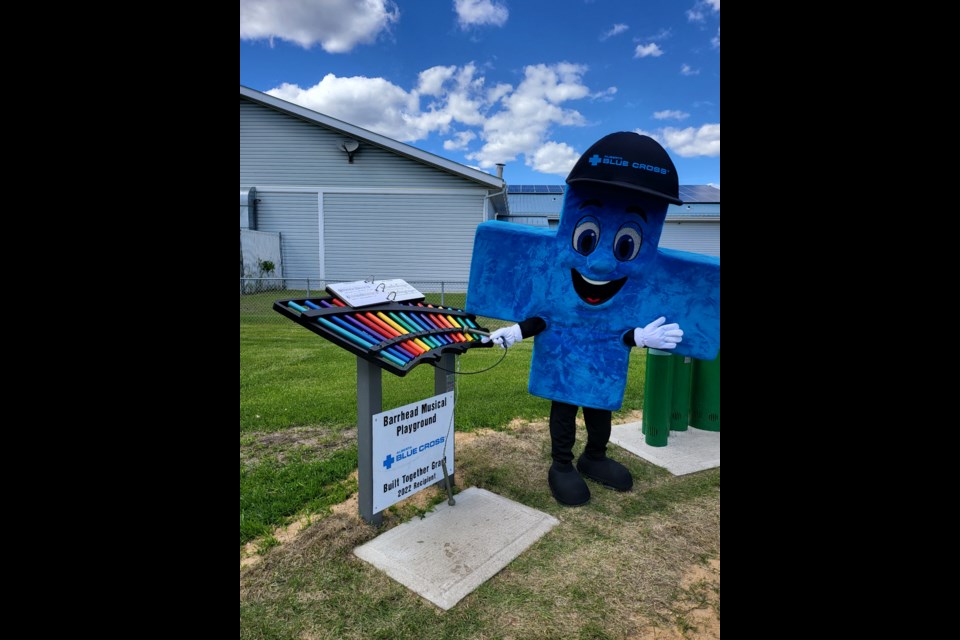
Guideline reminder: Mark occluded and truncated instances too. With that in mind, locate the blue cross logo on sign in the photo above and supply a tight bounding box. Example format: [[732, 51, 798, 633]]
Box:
[[383, 453, 396, 470]]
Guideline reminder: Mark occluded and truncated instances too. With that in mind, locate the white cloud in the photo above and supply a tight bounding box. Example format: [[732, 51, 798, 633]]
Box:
[[639, 27, 673, 42], [240, 0, 399, 52], [680, 64, 700, 76], [600, 23, 629, 40], [267, 62, 598, 176], [530, 141, 580, 175], [653, 110, 690, 120], [486, 82, 512, 104], [634, 43, 664, 58], [268, 76, 424, 140], [267, 63, 497, 143], [712, 27, 720, 49], [454, 0, 508, 28], [468, 63, 591, 170], [590, 86, 618, 102], [417, 66, 457, 96], [635, 124, 720, 158], [687, 0, 719, 22], [442, 64, 487, 125], [443, 131, 477, 151]]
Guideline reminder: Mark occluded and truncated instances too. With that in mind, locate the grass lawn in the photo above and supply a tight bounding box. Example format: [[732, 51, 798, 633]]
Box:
[[240, 291, 719, 638]]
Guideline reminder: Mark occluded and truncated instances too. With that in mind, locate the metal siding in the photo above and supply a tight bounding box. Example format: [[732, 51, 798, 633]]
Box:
[[324, 192, 482, 282], [499, 216, 551, 227], [255, 192, 321, 281], [659, 222, 720, 257], [667, 202, 720, 217], [240, 98, 469, 188], [508, 193, 566, 214]]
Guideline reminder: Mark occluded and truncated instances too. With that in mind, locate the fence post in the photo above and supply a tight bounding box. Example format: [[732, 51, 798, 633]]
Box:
[[441, 281, 445, 305], [306, 279, 311, 298]]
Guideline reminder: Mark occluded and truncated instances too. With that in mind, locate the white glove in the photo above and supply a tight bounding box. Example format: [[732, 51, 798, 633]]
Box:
[[633, 317, 683, 350], [483, 324, 523, 349]]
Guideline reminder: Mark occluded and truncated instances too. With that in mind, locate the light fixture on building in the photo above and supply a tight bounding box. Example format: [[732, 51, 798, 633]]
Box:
[[341, 139, 360, 163]]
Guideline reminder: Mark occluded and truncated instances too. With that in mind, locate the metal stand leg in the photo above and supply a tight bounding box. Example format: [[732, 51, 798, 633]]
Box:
[[435, 353, 456, 505], [357, 357, 383, 525]]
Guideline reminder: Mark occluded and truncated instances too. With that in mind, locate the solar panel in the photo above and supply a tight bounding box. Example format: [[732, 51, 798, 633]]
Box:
[[507, 184, 567, 193], [509, 185, 715, 201], [677, 185, 720, 203]]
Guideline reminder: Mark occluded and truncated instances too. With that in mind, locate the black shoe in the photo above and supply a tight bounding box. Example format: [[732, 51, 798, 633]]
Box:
[[576, 455, 633, 491], [548, 462, 590, 506]]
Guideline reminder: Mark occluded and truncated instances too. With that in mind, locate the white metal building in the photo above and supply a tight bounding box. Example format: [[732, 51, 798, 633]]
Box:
[[501, 184, 720, 256], [240, 85, 508, 284]]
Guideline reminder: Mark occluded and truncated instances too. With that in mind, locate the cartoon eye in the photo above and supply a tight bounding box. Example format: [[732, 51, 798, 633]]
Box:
[[614, 223, 643, 261], [572, 217, 600, 256]]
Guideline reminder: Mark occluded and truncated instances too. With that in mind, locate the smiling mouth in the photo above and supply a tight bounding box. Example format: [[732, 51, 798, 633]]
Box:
[[571, 269, 627, 305]]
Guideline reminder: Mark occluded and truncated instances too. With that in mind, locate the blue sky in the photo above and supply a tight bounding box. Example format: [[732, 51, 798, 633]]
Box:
[[240, 0, 719, 187]]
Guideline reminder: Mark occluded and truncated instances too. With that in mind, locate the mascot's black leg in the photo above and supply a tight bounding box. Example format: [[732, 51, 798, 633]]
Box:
[[548, 401, 590, 506], [577, 407, 633, 491], [582, 407, 612, 460], [549, 401, 578, 466]]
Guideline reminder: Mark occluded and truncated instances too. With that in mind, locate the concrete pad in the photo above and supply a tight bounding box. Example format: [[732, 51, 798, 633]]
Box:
[[610, 421, 720, 476], [353, 487, 558, 610]]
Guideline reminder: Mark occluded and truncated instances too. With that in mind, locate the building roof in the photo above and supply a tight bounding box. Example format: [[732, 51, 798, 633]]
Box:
[[507, 185, 566, 194], [507, 184, 719, 204], [240, 85, 506, 198], [677, 185, 720, 204], [505, 184, 719, 221]]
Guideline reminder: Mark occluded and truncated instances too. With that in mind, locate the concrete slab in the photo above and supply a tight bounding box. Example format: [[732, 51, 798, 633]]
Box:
[[610, 421, 720, 476], [353, 487, 558, 610]]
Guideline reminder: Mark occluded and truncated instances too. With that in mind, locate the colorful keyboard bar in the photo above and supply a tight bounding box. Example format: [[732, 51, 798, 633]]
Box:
[[273, 297, 492, 377]]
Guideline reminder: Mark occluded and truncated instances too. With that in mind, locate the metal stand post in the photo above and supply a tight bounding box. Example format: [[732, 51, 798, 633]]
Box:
[[435, 353, 456, 504], [357, 357, 383, 525]]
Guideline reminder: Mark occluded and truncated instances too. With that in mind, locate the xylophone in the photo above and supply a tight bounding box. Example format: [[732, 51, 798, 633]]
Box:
[[273, 296, 492, 376]]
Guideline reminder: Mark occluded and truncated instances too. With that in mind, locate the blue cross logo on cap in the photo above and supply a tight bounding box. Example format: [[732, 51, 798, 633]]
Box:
[[588, 154, 602, 166]]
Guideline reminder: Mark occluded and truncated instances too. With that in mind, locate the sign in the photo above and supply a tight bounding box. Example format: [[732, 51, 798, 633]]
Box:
[[326, 278, 425, 308], [372, 391, 454, 513]]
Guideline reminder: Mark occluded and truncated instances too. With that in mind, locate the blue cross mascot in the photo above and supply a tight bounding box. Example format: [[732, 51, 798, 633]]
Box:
[[466, 132, 720, 506]]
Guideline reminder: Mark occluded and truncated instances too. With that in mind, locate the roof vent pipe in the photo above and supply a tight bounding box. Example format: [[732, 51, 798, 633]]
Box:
[[496, 163, 504, 179]]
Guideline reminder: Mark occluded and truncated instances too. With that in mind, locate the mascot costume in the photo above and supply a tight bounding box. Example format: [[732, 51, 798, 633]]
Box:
[[466, 132, 720, 506]]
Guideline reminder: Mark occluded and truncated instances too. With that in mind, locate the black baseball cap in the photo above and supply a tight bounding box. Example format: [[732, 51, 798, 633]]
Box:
[[566, 132, 682, 205]]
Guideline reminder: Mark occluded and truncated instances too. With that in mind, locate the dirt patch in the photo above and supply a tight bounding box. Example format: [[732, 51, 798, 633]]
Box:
[[256, 427, 357, 448], [503, 409, 643, 431], [329, 473, 361, 521], [240, 514, 316, 570], [676, 557, 720, 638], [452, 430, 483, 446], [615, 409, 644, 424], [240, 510, 378, 602], [681, 557, 720, 589], [504, 416, 548, 435], [241, 426, 357, 467], [628, 557, 720, 639], [241, 470, 361, 570], [239, 547, 258, 569]]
